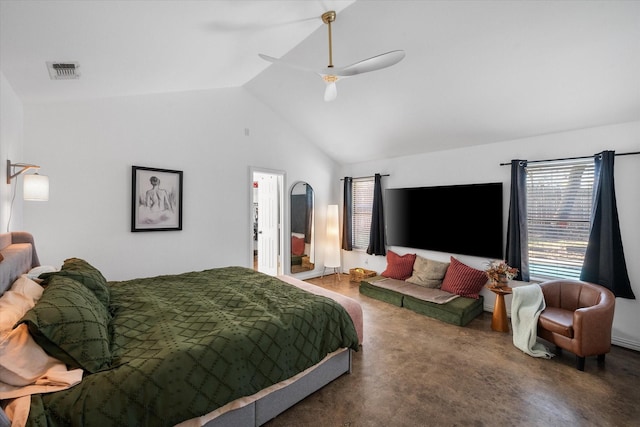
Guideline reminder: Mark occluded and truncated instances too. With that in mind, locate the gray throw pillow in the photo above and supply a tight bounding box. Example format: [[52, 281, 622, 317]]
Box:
[[406, 256, 450, 288]]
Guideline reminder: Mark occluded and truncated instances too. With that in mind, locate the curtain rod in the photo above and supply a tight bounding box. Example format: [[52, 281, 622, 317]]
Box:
[[499, 151, 640, 166], [340, 174, 390, 181]]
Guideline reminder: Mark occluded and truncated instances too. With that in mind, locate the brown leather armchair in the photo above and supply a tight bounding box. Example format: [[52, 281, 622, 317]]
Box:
[[537, 279, 615, 371]]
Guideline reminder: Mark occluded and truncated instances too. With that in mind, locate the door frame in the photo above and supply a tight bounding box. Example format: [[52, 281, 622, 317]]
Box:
[[249, 166, 285, 275]]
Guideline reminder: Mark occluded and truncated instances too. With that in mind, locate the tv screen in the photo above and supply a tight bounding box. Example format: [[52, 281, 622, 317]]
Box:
[[385, 182, 503, 259]]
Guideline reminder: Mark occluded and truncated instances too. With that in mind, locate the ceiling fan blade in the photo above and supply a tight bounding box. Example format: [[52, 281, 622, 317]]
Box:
[[324, 82, 337, 102], [206, 16, 317, 32], [258, 54, 316, 73], [333, 50, 405, 77], [258, 53, 284, 64], [259, 11, 405, 101]]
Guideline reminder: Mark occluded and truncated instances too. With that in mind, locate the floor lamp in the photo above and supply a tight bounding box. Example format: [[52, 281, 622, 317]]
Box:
[[323, 204, 341, 279]]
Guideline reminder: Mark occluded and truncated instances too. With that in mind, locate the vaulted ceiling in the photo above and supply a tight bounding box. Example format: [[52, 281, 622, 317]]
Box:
[[2, 1, 639, 164]]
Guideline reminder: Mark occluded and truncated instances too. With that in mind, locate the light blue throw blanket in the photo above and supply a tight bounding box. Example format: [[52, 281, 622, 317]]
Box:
[[511, 284, 554, 359]]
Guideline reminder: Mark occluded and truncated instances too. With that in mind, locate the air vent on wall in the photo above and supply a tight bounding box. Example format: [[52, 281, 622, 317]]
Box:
[[46, 61, 80, 80]]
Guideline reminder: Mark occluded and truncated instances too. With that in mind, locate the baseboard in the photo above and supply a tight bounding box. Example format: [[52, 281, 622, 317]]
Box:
[[296, 270, 345, 281], [612, 336, 640, 352], [484, 307, 640, 352]]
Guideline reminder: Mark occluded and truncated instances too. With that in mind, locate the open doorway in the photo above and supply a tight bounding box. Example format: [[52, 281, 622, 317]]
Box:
[[250, 168, 285, 276]]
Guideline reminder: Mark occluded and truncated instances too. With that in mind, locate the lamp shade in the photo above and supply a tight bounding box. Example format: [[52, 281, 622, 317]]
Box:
[[23, 174, 49, 201], [324, 204, 341, 268]]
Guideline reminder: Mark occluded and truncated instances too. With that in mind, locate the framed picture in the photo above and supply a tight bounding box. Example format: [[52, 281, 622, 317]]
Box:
[[131, 166, 183, 232]]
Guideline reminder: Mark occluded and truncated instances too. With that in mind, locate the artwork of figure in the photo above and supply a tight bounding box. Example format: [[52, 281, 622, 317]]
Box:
[[134, 168, 181, 229], [145, 176, 174, 213]]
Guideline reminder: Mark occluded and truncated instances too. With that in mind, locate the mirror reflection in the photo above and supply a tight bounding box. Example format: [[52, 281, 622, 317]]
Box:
[[290, 182, 314, 273]]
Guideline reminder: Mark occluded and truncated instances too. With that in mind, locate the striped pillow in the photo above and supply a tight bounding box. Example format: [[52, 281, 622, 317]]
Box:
[[381, 250, 416, 280], [440, 257, 488, 299]]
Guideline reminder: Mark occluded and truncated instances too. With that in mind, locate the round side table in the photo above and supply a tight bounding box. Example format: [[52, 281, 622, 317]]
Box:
[[487, 285, 513, 332]]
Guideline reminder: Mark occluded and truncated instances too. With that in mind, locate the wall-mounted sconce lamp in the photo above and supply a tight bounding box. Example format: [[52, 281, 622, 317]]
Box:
[[6, 160, 49, 201]]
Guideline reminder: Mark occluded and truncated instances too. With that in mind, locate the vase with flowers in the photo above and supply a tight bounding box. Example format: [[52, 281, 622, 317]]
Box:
[[485, 260, 518, 288]]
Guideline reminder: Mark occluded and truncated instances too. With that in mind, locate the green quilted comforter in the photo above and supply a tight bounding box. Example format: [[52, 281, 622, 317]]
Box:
[[27, 266, 358, 426]]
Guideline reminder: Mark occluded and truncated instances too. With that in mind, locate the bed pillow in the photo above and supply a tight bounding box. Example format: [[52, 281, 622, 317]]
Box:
[[17, 275, 112, 373], [8, 275, 43, 306], [0, 292, 33, 332], [406, 256, 450, 288], [440, 257, 488, 299], [0, 275, 58, 386], [40, 258, 110, 309], [0, 324, 65, 386], [381, 250, 417, 281], [26, 265, 58, 281], [0, 275, 44, 331], [291, 236, 305, 256]]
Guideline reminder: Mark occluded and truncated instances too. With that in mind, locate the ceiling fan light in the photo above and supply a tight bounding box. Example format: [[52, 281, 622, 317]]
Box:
[[322, 75, 338, 83], [324, 82, 337, 102]]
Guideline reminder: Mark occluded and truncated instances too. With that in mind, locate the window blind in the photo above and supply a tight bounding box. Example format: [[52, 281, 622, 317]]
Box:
[[352, 178, 374, 250], [526, 158, 595, 279]]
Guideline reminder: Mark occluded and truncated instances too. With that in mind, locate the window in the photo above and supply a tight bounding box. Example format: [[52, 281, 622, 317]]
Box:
[[352, 178, 374, 250], [526, 158, 595, 280]]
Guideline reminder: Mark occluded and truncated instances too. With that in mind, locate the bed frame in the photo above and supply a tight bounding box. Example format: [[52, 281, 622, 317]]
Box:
[[0, 232, 356, 427], [197, 349, 351, 427]]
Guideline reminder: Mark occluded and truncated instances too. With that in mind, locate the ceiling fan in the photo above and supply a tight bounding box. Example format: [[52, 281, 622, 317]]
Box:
[[259, 10, 405, 102]]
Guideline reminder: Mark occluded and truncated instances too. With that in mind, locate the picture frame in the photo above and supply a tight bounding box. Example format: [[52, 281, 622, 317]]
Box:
[[131, 166, 183, 232]]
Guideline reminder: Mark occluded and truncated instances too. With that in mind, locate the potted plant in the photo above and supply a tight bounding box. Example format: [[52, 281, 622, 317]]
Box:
[[485, 260, 518, 288]]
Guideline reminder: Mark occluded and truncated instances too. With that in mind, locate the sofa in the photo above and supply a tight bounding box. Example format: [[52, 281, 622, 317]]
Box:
[[360, 276, 484, 326], [358, 251, 488, 326]]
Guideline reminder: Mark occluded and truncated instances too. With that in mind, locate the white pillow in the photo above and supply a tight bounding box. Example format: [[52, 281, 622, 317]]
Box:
[[10, 275, 44, 304], [26, 265, 58, 281]]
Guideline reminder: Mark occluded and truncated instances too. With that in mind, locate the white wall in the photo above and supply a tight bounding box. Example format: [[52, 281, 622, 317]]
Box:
[[23, 87, 340, 281], [12, 82, 640, 349], [1, 72, 24, 232], [340, 121, 640, 350]]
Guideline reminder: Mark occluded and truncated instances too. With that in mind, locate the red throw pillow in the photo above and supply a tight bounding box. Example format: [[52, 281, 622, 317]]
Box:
[[440, 257, 488, 299], [381, 250, 417, 280], [291, 236, 305, 256]]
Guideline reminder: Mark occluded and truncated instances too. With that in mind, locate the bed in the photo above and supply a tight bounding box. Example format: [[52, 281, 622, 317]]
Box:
[[0, 232, 363, 426]]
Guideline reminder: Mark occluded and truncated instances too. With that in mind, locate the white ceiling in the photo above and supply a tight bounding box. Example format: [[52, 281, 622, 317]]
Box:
[[2, 1, 639, 164], [0, 0, 355, 101]]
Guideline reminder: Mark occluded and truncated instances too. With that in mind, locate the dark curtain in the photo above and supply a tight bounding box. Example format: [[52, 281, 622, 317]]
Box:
[[290, 195, 306, 234], [505, 160, 530, 281], [367, 173, 386, 256], [341, 177, 353, 251], [304, 184, 313, 244], [580, 151, 635, 299]]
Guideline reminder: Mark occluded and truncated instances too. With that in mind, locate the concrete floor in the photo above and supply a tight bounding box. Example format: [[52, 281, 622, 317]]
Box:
[[264, 274, 640, 427]]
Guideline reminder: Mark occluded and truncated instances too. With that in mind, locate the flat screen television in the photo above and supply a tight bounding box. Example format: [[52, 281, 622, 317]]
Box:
[[385, 182, 503, 259]]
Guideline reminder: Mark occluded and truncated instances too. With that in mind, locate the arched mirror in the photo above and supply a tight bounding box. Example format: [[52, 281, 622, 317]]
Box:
[[290, 182, 314, 273]]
